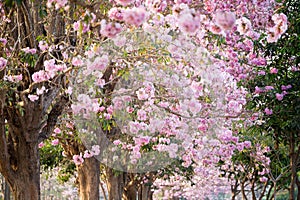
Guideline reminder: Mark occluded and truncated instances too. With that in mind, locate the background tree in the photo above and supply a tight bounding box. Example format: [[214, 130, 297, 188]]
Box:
[[0, 0, 288, 200], [238, 0, 300, 199]]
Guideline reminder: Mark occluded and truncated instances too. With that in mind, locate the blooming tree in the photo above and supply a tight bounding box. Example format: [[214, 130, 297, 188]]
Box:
[[0, 0, 288, 199]]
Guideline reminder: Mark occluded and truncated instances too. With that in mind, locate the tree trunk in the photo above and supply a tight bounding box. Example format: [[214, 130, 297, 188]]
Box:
[[77, 157, 100, 200], [241, 179, 248, 200], [251, 179, 256, 200], [289, 133, 296, 200], [296, 176, 300, 200], [8, 140, 40, 200], [140, 184, 153, 200], [106, 168, 126, 200], [4, 181, 11, 200]]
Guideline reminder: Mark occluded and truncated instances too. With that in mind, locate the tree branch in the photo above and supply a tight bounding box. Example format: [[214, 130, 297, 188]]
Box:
[[38, 95, 69, 143]]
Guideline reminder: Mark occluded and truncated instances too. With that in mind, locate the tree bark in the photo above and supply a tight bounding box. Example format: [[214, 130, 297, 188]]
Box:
[[8, 139, 40, 200], [241, 179, 248, 200], [4, 181, 11, 200], [77, 157, 100, 200], [106, 168, 126, 200], [289, 133, 297, 200]]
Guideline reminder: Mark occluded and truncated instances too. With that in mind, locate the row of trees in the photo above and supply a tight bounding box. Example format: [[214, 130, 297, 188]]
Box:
[[0, 0, 298, 199]]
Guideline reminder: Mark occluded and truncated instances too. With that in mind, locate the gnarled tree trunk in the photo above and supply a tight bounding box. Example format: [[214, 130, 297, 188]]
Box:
[[8, 140, 40, 200], [77, 157, 100, 200], [106, 168, 126, 200]]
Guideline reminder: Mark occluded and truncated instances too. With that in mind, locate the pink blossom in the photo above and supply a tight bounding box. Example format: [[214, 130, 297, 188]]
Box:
[[0, 57, 7, 71], [178, 12, 200, 34], [36, 86, 47, 95], [73, 21, 89, 33], [100, 20, 122, 38], [236, 17, 252, 35], [21, 47, 37, 54], [136, 88, 149, 100], [243, 141, 251, 148], [4, 74, 22, 82], [123, 7, 148, 27], [113, 36, 127, 47], [270, 13, 288, 36], [258, 70, 266, 75], [66, 86, 73, 95], [115, 0, 135, 6], [113, 140, 122, 145], [210, 24, 222, 34], [267, 30, 280, 43], [281, 84, 292, 90], [88, 55, 109, 71], [236, 143, 244, 151], [126, 106, 134, 113], [54, 127, 61, 134], [272, 13, 288, 25], [265, 86, 274, 91], [96, 78, 105, 88], [264, 108, 273, 115], [259, 176, 268, 183], [91, 145, 100, 156], [137, 109, 147, 121], [51, 139, 59, 146], [145, 0, 167, 13], [83, 150, 94, 158], [72, 56, 84, 66], [275, 93, 284, 101], [175, 0, 191, 4], [215, 10, 236, 31], [187, 98, 202, 115], [254, 86, 264, 94], [0, 38, 7, 45], [28, 94, 39, 102], [108, 7, 124, 21], [73, 154, 84, 165], [270, 67, 278, 74], [52, 0, 68, 10], [38, 142, 45, 148], [38, 41, 48, 51], [66, 122, 74, 129], [32, 70, 50, 83], [134, 136, 151, 146]]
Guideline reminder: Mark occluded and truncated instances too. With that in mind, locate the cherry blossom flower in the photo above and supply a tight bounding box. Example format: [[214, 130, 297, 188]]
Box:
[[37, 86, 47, 95], [145, 0, 167, 13], [270, 67, 278, 74], [214, 10, 236, 31], [259, 176, 268, 183], [4, 74, 22, 82], [51, 139, 59, 146], [72, 56, 84, 66], [264, 108, 273, 115], [100, 20, 122, 38], [236, 17, 252, 35], [115, 0, 135, 6], [137, 109, 147, 121], [91, 145, 100, 156], [38, 142, 45, 148], [38, 41, 48, 51], [0, 57, 7, 71], [83, 150, 94, 158], [73, 154, 84, 165], [178, 12, 200, 34], [275, 93, 284, 101], [32, 70, 50, 83], [21, 47, 37, 54], [28, 94, 39, 102], [108, 7, 124, 21], [123, 7, 148, 27]]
